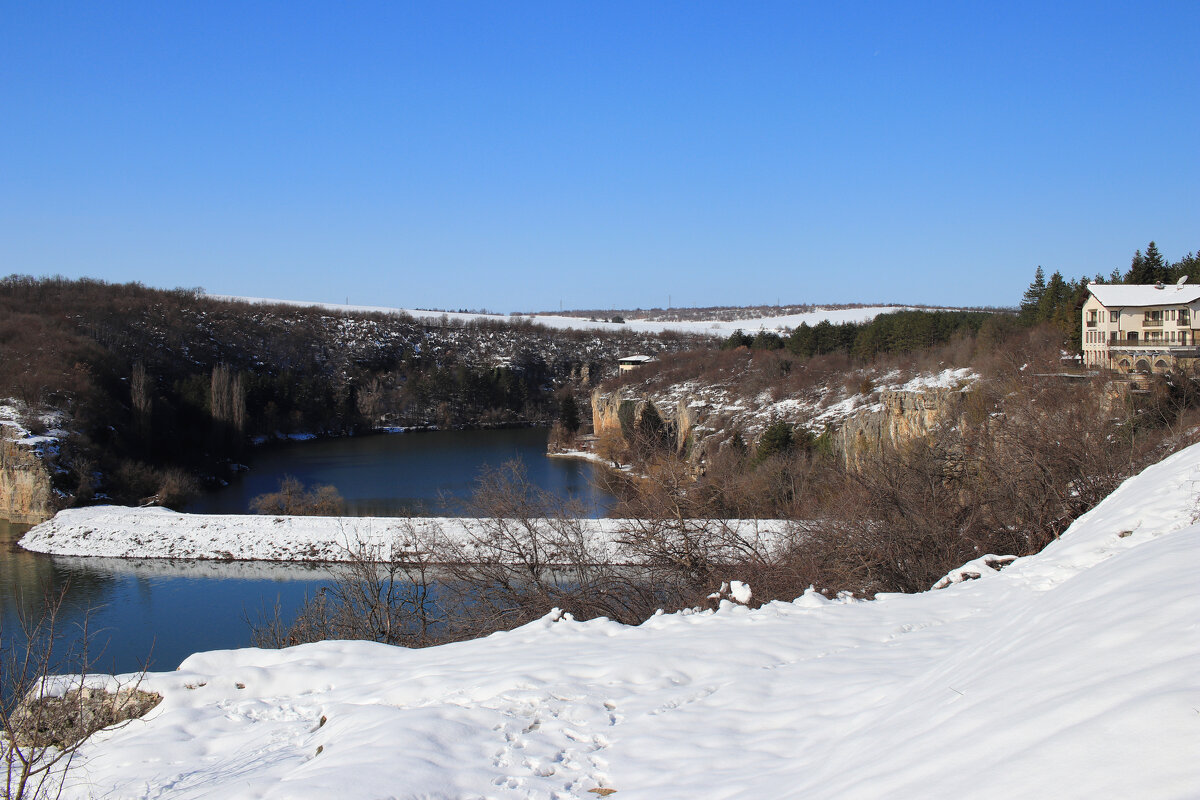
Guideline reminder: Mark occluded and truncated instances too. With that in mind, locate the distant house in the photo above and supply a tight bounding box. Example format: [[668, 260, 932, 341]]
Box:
[[618, 354, 655, 374], [1082, 281, 1200, 374]]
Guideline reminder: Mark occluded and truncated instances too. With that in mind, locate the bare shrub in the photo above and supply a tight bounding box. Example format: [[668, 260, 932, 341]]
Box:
[[250, 521, 444, 648], [250, 476, 346, 516], [2, 591, 156, 800], [432, 460, 663, 630]]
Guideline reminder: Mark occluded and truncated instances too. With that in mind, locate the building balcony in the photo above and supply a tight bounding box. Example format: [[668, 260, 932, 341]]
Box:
[[1107, 343, 1200, 354], [1143, 319, 1164, 327], [1086, 320, 1098, 328]]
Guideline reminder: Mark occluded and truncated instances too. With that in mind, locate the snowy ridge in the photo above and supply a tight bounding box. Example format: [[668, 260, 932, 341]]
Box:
[[19, 508, 786, 564], [40, 441, 1200, 798], [211, 294, 900, 336]]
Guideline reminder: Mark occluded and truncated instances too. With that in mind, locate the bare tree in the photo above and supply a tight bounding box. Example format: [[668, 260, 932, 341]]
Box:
[[2, 590, 159, 800]]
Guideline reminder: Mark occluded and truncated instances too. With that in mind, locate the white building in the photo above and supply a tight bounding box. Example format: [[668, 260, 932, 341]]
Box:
[[1082, 282, 1200, 373], [618, 354, 655, 374]]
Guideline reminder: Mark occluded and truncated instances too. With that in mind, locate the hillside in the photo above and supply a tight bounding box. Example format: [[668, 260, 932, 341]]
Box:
[[0, 277, 709, 510], [40, 437, 1200, 799]]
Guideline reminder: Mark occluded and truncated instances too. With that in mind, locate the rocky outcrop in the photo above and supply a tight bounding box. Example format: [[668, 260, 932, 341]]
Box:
[[832, 388, 968, 468], [591, 389, 694, 454], [590, 384, 970, 468], [0, 438, 57, 522]]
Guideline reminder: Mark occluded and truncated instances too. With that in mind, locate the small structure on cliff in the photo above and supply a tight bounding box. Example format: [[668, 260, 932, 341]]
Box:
[[618, 355, 655, 374]]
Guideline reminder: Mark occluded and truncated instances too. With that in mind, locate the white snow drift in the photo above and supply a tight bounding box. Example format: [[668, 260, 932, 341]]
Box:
[[24, 442, 1200, 799]]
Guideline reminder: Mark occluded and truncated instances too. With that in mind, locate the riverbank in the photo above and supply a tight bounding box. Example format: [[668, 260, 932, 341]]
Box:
[[19, 506, 787, 564]]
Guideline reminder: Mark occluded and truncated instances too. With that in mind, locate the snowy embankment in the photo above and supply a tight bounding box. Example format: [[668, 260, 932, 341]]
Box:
[[18, 508, 785, 564], [34, 443, 1200, 798], [212, 294, 898, 336]]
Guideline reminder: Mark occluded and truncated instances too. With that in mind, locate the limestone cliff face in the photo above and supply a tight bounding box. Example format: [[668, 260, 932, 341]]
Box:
[[591, 384, 968, 467], [832, 388, 967, 468], [591, 389, 694, 454], [0, 439, 57, 522]]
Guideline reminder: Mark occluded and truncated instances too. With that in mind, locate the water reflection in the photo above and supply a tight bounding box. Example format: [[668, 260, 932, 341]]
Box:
[[186, 427, 613, 517], [1, 520, 327, 673]]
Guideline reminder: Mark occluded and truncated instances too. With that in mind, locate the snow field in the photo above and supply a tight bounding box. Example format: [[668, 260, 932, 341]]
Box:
[[213, 295, 900, 336], [31, 440, 1200, 798]]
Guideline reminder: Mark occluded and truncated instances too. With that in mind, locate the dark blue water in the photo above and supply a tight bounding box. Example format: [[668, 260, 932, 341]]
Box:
[[1, 429, 612, 674], [187, 427, 611, 517], [0, 520, 326, 674]]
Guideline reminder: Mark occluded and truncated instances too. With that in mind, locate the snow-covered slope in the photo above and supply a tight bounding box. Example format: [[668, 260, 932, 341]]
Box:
[[43, 443, 1200, 799], [213, 294, 900, 336]]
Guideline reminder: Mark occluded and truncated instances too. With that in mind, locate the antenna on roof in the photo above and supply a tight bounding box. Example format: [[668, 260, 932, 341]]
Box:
[[1178, 275, 1189, 285]]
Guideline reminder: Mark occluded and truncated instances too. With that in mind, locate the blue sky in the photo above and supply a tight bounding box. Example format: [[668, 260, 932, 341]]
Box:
[[2, 2, 1197, 312]]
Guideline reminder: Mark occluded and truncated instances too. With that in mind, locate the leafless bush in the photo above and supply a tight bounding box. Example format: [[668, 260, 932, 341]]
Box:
[[431, 460, 664, 630], [250, 476, 346, 516], [2, 590, 156, 800], [249, 521, 444, 648]]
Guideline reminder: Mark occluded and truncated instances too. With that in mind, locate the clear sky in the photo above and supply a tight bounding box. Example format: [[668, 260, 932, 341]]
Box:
[[2, 2, 1197, 313]]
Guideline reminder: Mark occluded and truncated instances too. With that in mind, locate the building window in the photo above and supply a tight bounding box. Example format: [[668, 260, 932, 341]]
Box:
[[1111, 310, 1119, 322], [1181, 309, 1191, 326]]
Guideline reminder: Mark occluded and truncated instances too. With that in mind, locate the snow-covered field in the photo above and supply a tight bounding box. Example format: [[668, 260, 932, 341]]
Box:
[[211, 294, 899, 336], [27, 441, 1200, 798]]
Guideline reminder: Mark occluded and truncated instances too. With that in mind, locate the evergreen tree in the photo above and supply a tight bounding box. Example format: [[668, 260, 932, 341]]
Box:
[[1037, 271, 1068, 323], [1127, 249, 1149, 283], [1020, 266, 1046, 324], [786, 323, 815, 358], [755, 420, 795, 463], [1143, 241, 1168, 284], [558, 393, 580, 434], [1173, 252, 1200, 285]]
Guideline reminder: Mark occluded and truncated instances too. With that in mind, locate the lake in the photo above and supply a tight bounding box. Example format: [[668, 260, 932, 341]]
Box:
[[187, 427, 612, 517], [0, 428, 613, 674]]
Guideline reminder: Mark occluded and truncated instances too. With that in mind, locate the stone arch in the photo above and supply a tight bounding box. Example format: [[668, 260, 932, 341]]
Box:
[[1155, 359, 1170, 371], [1118, 357, 1131, 371], [1135, 358, 1151, 373]]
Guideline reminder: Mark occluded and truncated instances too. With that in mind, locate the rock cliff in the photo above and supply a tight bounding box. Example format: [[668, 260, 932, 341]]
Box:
[[0, 438, 57, 522], [591, 389, 695, 454], [832, 387, 968, 468], [590, 382, 969, 467]]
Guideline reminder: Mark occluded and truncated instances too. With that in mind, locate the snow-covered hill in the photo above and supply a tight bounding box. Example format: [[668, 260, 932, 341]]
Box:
[[213, 294, 900, 336], [38, 440, 1200, 798]]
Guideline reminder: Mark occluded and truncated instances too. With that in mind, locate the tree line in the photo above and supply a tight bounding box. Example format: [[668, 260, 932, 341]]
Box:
[[718, 309, 1004, 359]]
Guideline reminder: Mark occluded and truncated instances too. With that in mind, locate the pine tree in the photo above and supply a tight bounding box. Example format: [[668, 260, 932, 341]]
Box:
[[1020, 266, 1046, 324], [1173, 252, 1200, 285], [1127, 249, 1149, 284], [1143, 241, 1168, 283], [1037, 271, 1068, 323], [559, 394, 580, 434]]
